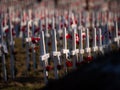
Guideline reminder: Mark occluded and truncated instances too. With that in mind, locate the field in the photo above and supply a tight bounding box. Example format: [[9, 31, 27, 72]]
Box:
[[0, 38, 71, 90], [0, 37, 120, 90]]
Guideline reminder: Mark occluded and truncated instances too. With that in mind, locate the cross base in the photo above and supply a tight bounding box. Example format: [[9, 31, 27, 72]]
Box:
[[92, 46, 98, 52], [79, 49, 84, 54], [114, 37, 120, 42], [71, 49, 79, 55], [40, 53, 49, 61], [25, 37, 31, 42], [98, 46, 103, 52], [61, 49, 69, 54], [51, 51, 61, 56], [85, 48, 91, 53]]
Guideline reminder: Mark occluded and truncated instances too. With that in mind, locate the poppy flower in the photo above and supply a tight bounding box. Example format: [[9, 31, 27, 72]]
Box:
[[31, 37, 40, 44], [42, 24, 45, 29], [64, 23, 67, 28], [29, 26, 32, 30], [76, 34, 79, 44], [61, 23, 63, 28], [75, 20, 78, 24], [66, 15, 68, 20], [12, 30, 16, 36], [66, 34, 72, 39], [118, 31, 120, 36], [102, 36, 104, 40], [5, 28, 9, 33], [46, 65, 53, 71], [70, 21, 73, 25], [76, 41, 79, 44], [34, 46, 39, 51], [48, 24, 52, 30], [111, 26, 114, 31], [21, 26, 26, 32], [34, 27, 40, 34], [82, 34, 86, 38], [85, 56, 93, 62], [66, 60, 73, 67], [96, 36, 99, 41]]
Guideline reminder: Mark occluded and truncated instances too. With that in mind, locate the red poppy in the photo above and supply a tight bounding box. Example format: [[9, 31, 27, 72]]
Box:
[[46, 65, 53, 71], [76, 34, 79, 44], [34, 46, 39, 51], [96, 35, 104, 41], [118, 17, 120, 22], [21, 26, 26, 32], [12, 30, 16, 36], [48, 24, 52, 30], [66, 15, 68, 20], [102, 36, 104, 40], [61, 23, 63, 28], [42, 24, 45, 29], [96, 36, 99, 41], [82, 34, 86, 38], [75, 20, 78, 24], [70, 21, 73, 25], [76, 41, 79, 44], [29, 26, 32, 30], [85, 56, 93, 62], [64, 23, 67, 28], [5, 28, 9, 33], [41, 16, 44, 20], [66, 34, 72, 39], [66, 60, 73, 67], [89, 17, 92, 22], [34, 27, 40, 34], [118, 31, 120, 36], [111, 26, 114, 31], [31, 37, 40, 43]]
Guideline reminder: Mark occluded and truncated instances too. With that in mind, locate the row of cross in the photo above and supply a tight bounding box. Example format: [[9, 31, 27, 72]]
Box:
[[0, 8, 120, 84]]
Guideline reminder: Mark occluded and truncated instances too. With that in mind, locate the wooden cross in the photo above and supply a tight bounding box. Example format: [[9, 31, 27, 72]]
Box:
[[0, 16, 7, 81], [39, 20, 49, 84], [71, 13, 79, 69], [8, 8, 15, 79]]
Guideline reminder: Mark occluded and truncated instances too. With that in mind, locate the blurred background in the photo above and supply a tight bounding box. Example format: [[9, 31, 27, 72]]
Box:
[[0, 0, 120, 12]]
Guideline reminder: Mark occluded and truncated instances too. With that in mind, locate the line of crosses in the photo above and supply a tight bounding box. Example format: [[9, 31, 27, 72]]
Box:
[[0, 8, 120, 84]]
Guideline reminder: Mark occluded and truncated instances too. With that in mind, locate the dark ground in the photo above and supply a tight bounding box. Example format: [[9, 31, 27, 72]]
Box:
[[41, 49, 120, 90]]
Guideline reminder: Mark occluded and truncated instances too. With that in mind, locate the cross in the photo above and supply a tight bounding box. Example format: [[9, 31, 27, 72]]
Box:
[[71, 13, 79, 69], [39, 20, 49, 84], [0, 16, 7, 81]]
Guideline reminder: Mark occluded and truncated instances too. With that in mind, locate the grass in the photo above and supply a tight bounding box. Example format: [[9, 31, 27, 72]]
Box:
[[0, 38, 45, 90], [0, 38, 73, 90], [0, 37, 119, 90]]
